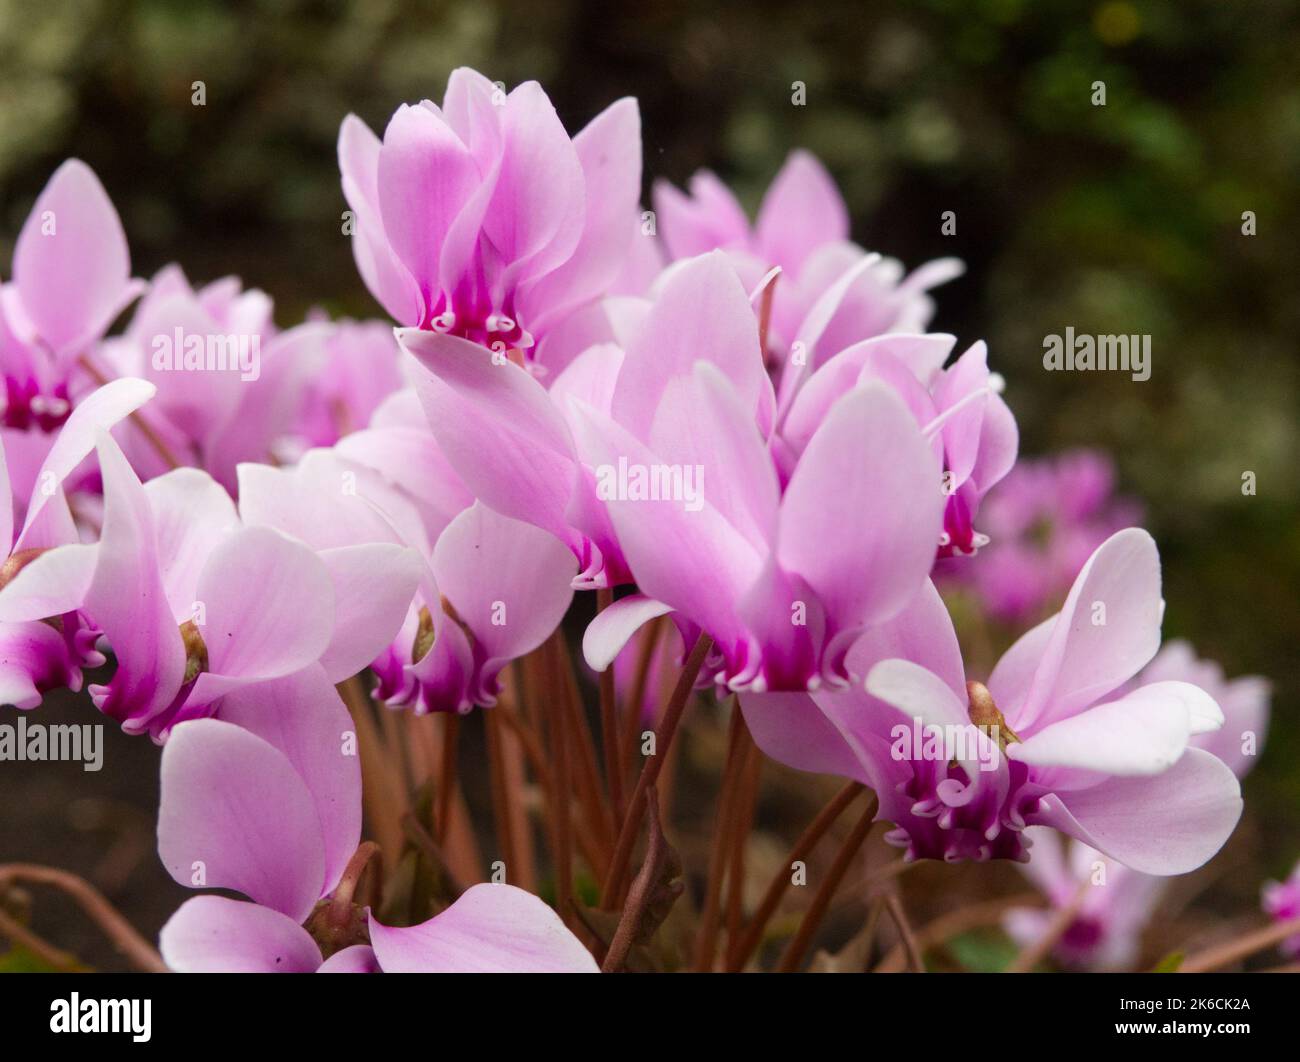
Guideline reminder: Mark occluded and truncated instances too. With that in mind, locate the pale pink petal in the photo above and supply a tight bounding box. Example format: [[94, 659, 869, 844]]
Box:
[[755, 150, 849, 273], [864, 658, 971, 731], [13, 160, 141, 357], [647, 362, 780, 554], [84, 434, 187, 729], [1009, 681, 1221, 776], [652, 171, 750, 261], [377, 104, 480, 308], [611, 251, 764, 440], [740, 691, 865, 781], [0, 443, 12, 552], [520, 97, 642, 331], [1017, 528, 1163, 731], [441, 67, 503, 170], [488, 82, 585, 287], [0, 543, 97, 623], [160, 895, 322, 973], [368, 883, 597, 972], [192, 526, 334, 682], [582, 593, 673, 672], [780, 333, 955, 452], [237, 450, 407, 551], [317, 945, 380, 973], [159, 718, 327, 920], [1040, 748, 1242, 875], [17, 377, 156, 551], [142, 468, 240, 619], [316, 542, 424, 683], [568, 399, 758, 658], [845, 580, 966, 697], [777, 384, 944, 640], [548, 342, 625, 416], [215, 665, 362, 895], [432, 504, 574, 696], [402, 329, 582, 552]]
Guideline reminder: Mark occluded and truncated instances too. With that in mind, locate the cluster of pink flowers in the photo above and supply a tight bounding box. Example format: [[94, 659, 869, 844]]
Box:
[[0, 68, 1275, 972]]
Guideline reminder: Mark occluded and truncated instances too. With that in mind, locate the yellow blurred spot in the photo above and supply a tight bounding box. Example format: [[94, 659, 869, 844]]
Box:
[[1094, 2, 1141, 45]]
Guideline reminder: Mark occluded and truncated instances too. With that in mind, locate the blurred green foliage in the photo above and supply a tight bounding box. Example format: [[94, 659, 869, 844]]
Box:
[[0, 0, 1297, 876]]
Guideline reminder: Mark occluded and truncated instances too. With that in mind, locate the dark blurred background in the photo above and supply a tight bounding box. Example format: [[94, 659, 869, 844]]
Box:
[[1, 0, 1297, 969]]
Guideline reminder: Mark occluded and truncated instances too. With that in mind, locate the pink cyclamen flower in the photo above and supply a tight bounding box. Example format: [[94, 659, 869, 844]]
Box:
[[0, 429, 422, 736], [740, 529, 1242, 873], [339, 68, 641, 358], [292, 317, 405, 452], [0, 379, 155, 708], [96, 264, 351, 490], [941, 449, 1142, 621], [237, 420, 574, 714], [774, 332, 1018, 559], [1261, 861, 1300, 959], [1, 160, 145, 431], [653, 149, 963, 371], [157, 697, 596, 972], [1003, 827, 1166, 970], [406, 250, 947, 690]]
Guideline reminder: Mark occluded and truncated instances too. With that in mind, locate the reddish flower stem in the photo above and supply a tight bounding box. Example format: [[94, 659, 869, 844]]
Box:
[[725, 780, 866, 971], [600, 632, 713, 908], [776, 796, 879, 972], [0, 864, 167, 973]]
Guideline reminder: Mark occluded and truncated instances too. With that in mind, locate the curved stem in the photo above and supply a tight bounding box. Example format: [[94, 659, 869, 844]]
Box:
[[725, 781, 865, 970], [328, 842, 380, 926], [776, 795, 879, 972], [600, 632, 713, 908], [0, 864, 167, 972], [1006, 877, 1090, 973], [596, 587, 626, 823], [0, 904, 82, 971], [693, 700, 748, 971], [1180, 914, 1300, 973], [885, 893, 924, 973], [873, 892, 1044, 973], [601, 786, 668, 973]]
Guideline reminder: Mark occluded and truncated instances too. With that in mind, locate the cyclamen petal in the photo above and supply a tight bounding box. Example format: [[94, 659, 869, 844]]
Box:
[[367, 883, 598, 973], [431, 503, 575, 704], [158, 718, 328, 922], [764, 533, 1242, 872], [160, 895, 323, 974], [12, 159, 143, 360], [342, 70, 640, 352]]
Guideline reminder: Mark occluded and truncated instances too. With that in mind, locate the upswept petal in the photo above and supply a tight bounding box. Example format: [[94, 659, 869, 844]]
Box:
[[368, 883, 597, 972], [158, 719, 327, 920]]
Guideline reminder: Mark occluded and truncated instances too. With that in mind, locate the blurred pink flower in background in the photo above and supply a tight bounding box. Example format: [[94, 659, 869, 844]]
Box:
[[1262, 862, 1300, 959]]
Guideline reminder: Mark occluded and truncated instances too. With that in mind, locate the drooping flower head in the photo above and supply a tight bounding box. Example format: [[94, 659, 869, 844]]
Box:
[[741, 529, 1243, 873], [237, 413, 574, 715], [0, 426, 423, 736], [157, 698, 596, 973], [0, 379, 155, 709], [339, 68, 641, 360], [405, 250, 948, 691]]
